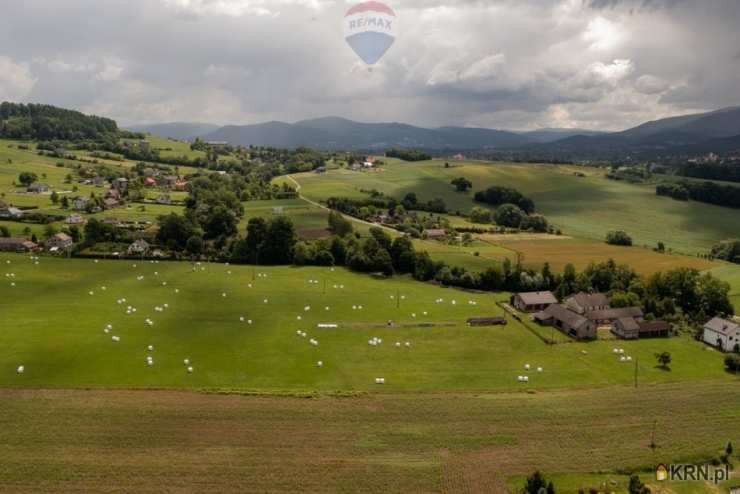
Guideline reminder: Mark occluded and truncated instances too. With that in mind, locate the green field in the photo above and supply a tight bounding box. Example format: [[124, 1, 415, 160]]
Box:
[[710, 264, 740, 311], [1, 383, 738, 493], [281, 160, 740, 254], [1, 254, 735, 391]]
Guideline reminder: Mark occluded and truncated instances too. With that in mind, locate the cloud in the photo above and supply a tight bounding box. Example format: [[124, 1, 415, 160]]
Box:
[[0, 0, 737, 131], [0, 56, 37, 101]]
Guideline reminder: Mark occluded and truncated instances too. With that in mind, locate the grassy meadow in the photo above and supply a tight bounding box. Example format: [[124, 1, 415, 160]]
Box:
[[0, 383, 738, 493], [1, 253, 735, 391], [281, 160, 740, 254]]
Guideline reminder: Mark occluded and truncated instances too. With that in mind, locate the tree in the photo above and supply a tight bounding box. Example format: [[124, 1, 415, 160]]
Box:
[[451, 177, 472, 192], [628, 474, 650, 494], [370, 227, 392, 251], [43, 223, 58, 239], [469, 206, 491, 224], [328, 210, 353, 237], [50, 190, 59, 204], [0, 226, 10, 238], [156, 213, 198, 250], [261, 216, 297, 264], [606, 230, 633, 246], [655, 351, 671, 370], [18, 172, 38, 187], [520, 214, 549, 232], [522, 471, 555, 494], [245, 217, 268, 262], [186, 235, 203, 256], [203, 205, 237, 239], [494, 203, 525, 228], [726, 441, 734, 456], [390, 236, 416, 273]]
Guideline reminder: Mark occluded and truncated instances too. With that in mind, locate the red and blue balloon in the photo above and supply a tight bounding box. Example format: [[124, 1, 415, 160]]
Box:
[[344, 1, 396, 65]]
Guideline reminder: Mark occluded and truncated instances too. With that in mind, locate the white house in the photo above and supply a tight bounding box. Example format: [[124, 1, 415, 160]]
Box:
[[46, 233, 74, 251], [703, 317, 740, 353], [128, 239, 150, 256]]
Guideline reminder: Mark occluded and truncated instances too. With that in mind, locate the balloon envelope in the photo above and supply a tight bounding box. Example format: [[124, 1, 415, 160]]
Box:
[[344, 2, 396, 65]]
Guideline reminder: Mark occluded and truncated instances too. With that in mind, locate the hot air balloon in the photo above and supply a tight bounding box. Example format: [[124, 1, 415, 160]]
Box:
[[343, 1, 396, 65]]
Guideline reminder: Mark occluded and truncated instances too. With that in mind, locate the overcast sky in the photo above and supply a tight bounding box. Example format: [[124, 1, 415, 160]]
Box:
[[1, 0, 739, 131]]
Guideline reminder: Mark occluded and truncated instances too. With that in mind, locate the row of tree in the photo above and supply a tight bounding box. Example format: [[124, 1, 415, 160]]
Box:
[[657, 180, 740, 209]]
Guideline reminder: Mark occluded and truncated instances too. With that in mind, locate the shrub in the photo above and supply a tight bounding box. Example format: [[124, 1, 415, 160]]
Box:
[[606, 230, 633, 246]]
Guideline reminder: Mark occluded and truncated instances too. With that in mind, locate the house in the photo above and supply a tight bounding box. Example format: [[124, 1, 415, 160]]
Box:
[[27, 183, 50, 193], [513, 291, 558, 312], [565, 292, 610, 315], [533, 304, 597, 340], [112, 178, 129, 192], [155, 194, 172, 205], [173, 180, 188, 192], [66, 214, 86, 225], [139, 140, 151, 152], [703, 317, 740, 353], [466, 317, 507, 327], [0, 205, 24, 219], [586, 307, 644, 325], [314, 166, 327, 174], [128, 239, 150, 256], [424, 229, 447, 240], [73, 197, 89, 211], [0, 237, 39, 253], [144, 177, 157, 186], [92, 176, 105, 187], [103, 198, 119, 209], [46, 233, 73, 251], [452, 153, 466, 160]]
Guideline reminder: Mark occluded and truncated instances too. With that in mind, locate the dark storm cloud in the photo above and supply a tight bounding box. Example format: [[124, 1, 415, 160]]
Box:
[[0, 0, 738, 130]]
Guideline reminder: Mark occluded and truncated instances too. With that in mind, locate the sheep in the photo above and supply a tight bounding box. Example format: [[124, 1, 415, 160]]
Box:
[[148, 345, 154, 351], [537, 367, 543, 373], [524, 364, 531, 371], [187, 366, 193, 373], [183, 358, 190, 365], [112, 336, 120, 342], [17, 365, 24, 374], [317, 361, 323, 368]]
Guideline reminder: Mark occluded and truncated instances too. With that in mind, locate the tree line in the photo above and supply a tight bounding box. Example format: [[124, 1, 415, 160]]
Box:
[[657, 180, 740, 209], [0, 102, 118, 141]]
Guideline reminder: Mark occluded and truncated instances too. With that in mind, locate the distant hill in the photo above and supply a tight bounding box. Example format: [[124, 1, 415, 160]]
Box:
[[127, 122, 220, 141], [521, 106, 740, 160], [518, 128, 608, 143], [200, 116, 530, 150]]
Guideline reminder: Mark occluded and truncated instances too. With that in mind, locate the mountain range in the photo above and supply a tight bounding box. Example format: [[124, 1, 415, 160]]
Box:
[[127, 107, 740, 158]]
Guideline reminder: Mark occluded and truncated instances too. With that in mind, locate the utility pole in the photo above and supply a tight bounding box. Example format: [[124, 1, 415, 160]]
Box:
[[396, 289, 400, 309], [634, 357, 639, 388]]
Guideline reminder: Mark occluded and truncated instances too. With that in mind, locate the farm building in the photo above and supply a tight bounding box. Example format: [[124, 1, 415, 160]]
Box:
[[533, 304, 597, 340], [0, 238, 39, 253], [112, 178, 129, 192], [0, 205, 24, 219], [703, 317, 740, 353], [72, 198, 89, 211], [26, 183, 50, 193], [424, 229, 447, 240], [565, 292, 610, 315], [612, 318, 671, 339], [513, 291, 558, 312], [586, 307, 644, 325], [128, 239, 150, 255], [466, 317, 507, 327], [155, 194, 172, 205], [45, 233, 73, 251], [66, 214, 86, 225]]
